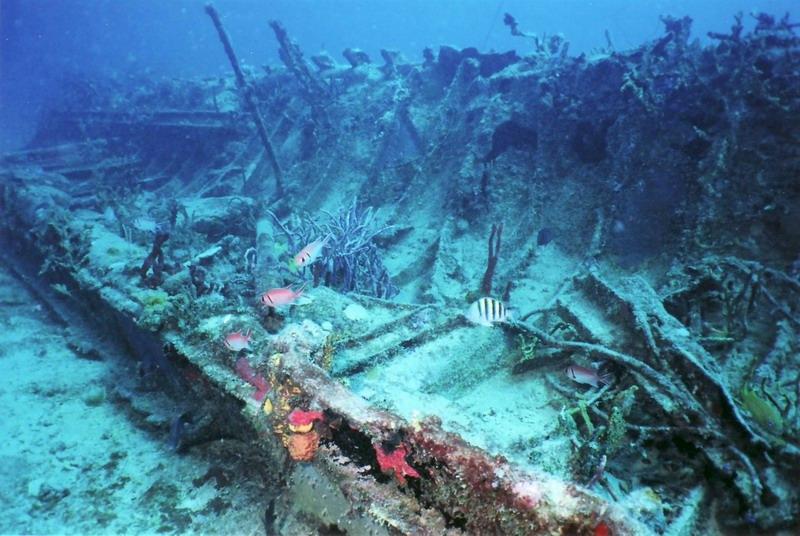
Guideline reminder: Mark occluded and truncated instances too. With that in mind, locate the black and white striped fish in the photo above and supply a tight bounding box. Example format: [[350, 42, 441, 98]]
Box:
[[465, 297, 512, 326]]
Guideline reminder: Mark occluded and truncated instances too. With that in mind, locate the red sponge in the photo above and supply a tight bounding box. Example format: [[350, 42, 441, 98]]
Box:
[[235, 357, 269, 401], [374, 443, 420, 485]]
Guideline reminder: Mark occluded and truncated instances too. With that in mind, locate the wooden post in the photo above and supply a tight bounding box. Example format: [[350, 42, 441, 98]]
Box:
[[205, 4, 284, 197]]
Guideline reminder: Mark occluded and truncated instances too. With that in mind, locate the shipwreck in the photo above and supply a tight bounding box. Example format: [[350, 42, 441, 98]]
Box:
[[1, 7, 799, 535]]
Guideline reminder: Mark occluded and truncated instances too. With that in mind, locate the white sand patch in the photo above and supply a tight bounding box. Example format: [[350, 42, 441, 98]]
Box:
[[349, 318, 567, 475], [343, 303, 370, 321], [0, 267, 264, 535]]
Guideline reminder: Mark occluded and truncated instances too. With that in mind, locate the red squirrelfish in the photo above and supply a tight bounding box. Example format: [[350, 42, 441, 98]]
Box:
[[260, 284, 305, 307], [291, 236, 330, 271], [565, 364, 611, 388], [224, 330, 252, 352]]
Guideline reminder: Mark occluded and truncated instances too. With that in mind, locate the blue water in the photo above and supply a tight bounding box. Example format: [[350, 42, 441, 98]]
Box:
[[1, 0, 796, 150]]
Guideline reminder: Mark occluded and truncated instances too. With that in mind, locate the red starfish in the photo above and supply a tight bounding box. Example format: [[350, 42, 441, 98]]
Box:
[[373, 443, 420, 485]]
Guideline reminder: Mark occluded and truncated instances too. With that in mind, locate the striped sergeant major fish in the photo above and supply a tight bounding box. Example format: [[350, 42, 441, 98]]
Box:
[[465, 297, 513, 327]]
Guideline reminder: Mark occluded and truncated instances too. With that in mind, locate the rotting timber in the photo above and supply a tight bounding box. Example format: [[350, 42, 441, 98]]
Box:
[[2, 10, 800, 535]]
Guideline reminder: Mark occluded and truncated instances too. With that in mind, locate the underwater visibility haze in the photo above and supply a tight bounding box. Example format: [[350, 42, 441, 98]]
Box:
[[1, 1, 799, 534]]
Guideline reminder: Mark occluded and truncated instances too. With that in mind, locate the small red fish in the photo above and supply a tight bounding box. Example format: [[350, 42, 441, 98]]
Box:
[[224, 330, 252, 352], [260, 284, 305, 307], [565, 364, 611, 388], [291, 236, 329, 271]]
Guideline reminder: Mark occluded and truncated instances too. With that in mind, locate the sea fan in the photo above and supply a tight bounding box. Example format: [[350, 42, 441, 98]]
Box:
[[270, 199, 398, 299]]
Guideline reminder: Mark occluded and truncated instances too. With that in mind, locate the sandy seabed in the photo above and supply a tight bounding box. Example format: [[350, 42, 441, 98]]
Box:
[[0, 266, 265, 535]]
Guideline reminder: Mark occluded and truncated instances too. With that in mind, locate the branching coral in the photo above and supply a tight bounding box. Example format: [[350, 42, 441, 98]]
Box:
[[517, 263, 800, 529], [140, 228, 169, 287], [480, 222, 503, 296]]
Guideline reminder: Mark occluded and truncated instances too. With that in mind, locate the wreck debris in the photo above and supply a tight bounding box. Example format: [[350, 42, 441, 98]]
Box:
[[310, 52, 336, 71], [604, 29, 614, 51], [367, 83, 423, 187], [342, 47, 371, 68], [205, 4, 284, 196], [269, 19, 332, 106], [379, 49, 400, 77], [752, 11, 800, 32], [513, 262, 800, 528], [708, 12, 744, 41], [503, 12, 569, 59], [267, 332, 643, 534]]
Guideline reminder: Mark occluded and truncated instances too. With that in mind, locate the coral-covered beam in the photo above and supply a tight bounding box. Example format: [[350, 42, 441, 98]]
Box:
[[274, 342, 642, 534]]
